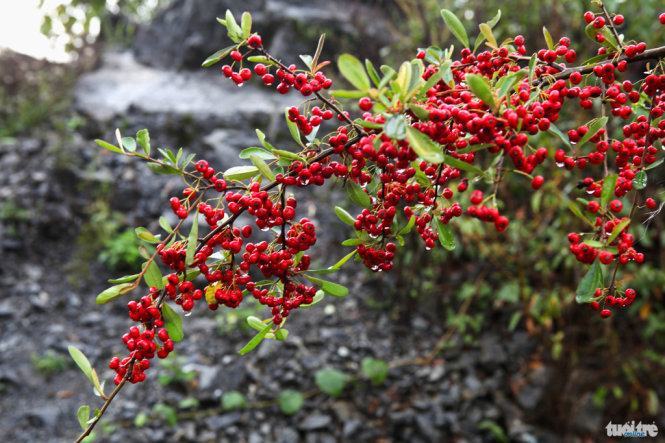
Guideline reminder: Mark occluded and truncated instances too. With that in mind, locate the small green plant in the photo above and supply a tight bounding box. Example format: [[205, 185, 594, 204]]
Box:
[[98, 228, 142, 271], [156, 353, 197, 387], [32, 350, 69, 377]]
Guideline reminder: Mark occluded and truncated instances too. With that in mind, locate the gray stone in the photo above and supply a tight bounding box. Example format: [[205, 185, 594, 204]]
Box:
[[299, 414, 332, 430]]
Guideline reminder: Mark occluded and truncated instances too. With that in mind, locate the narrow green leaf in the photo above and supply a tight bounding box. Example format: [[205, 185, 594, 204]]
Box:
[[405, 126, 444, 164], [240, 12, 252, 38], [224, 165, 260, 181], [633, 170, 647, 190], [159, 216, 173, 234], [250, 154, 276, 181], [567, 201, 595, 227], [345, 180, 372, 208], [238, 323, 271, 355], [135, 227, 160, 244], [479, 23, 497, 48], [305, 275, 349, 297], [186, 213, 199, 266], [337, 54, 370, 91], [465, 74, 495, 109], [284, 108, 304, 147], [162, 303, 184, 342], [575, 261, 603, 303], [365, 59, 380, 86], [334, 206, 356, 226], [542, 26, 554, 50], [108, 274, 139, 284], [201, 46, 234, 68], [143, 260, 164, 289], [68, 346, 93, 380], [434, 219, 456, 250], [601, 174, 618, 209], [577, 116, 608, 148], [607, 218, 630, 244], [95, 139, 123, 154], [239, 147, 275, 160], [96, 283, 134, 304], [440, 9, 469, 48]]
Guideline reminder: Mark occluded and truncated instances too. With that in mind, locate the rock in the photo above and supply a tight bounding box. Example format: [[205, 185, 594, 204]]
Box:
[[479, 334, 507, 367], [570, 393, 603, 434], [23, 406, 60, 428], [133, 0, 397, 70], [513, 366, 551, 409], [275, 427, 300, 443], [299, 414, 332, 431], [75, 52, 290, 127], [343, 419, 362, 437], [415, 414, 440, 441], [206, 412, 242, 430]]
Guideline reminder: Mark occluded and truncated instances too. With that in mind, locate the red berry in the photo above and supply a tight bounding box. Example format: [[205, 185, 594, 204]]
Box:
[[358, 97, 373, 111], [531, 175, 544, 190]]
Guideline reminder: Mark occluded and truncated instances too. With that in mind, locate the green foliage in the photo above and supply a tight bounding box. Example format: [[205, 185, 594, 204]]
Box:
[[157, 353, 197, 386], [39, 0, 169, 51], [278, 390, 304, 415], [314, 368, 350, 397], [32, 350, 69, 377], [221, 391, 247, 411], [361, 358, 389, 385]]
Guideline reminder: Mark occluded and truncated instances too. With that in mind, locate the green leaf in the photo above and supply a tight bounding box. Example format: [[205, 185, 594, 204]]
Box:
[[528, 54, 537, 81], [398, 215, 416, 235], [77, 405, 90, 430], [284, 108, 304, 147], [334, 206, 356, 226], [645, 158, 663, 171], [239, 147, 276, 160], [107, 274, 139, 284], [330, 89, 367, 99], [337, 54, 370, 91], [479, 23, 497, 48], [250, 154, 276, 181], [365, 59, 380, 86], [222, 391, 247, 411], [543, 26, 554, 50], [305, 275, 349, 297], [238, 323, 271, 355], [275, 328, 289, 341], [95, 139, 123, 154], [361, 358, 389, 385], [577, 116, 608, 148], [96, 283, 134, 304], [496, 70, 527, 98], [135, 227, 160, 243], [465, 74, 495, 109], [584, 22, 618, 51], [607, 218, 630, 245], [162, 303, 184, 342], [434, 219, 456, 250], [575, 260, 603, 303], [224, 10, 243, 42], [440, 9, 469, 48], [601, 174, 618, 209], [201, 46, 235, 67], [384, 114, 407, 140], [315, 368, 349, 397], [159, 216, 173, 234], [224, 165, 260, 181], [143, 260, 164, 289], [240, 12, 252, 38], [341, 238, 363, 246], [278, 390, 304, 415], [567, 201, 595, 228], [633, 170, 647, 190], [345, 180, 372, 208], [405, 126, 444, 164], [246, 316, 266, 331], [136, 129, 151, 155], [68, 346, 93, 383], [255, 129, 276, 151], [121, 137, 136, 152], [302, 290, 325, 308], [547, 124, 572, 148], [186, 212, 199, 266]]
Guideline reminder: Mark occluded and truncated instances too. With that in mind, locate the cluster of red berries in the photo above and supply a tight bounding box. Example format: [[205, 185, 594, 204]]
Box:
[[108, 8, 665, 387]]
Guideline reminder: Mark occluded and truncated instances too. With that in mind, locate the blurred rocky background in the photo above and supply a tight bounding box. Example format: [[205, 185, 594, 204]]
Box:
[[1, 0, 664, 442]]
